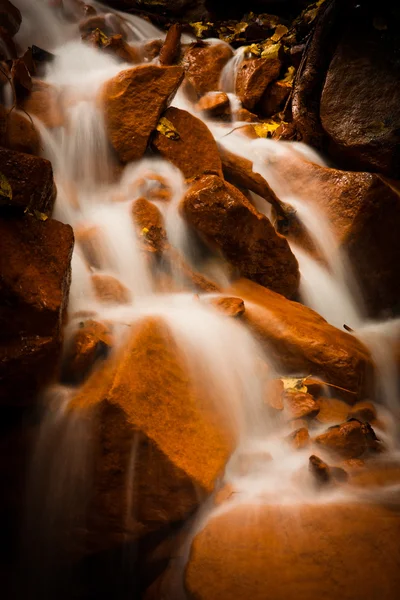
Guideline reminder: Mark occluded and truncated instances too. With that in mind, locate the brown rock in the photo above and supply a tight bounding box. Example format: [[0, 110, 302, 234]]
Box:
[[0, 105, 41, 155], [227, 279, 372, 402], [195, 92, 230, 118], [309, 454, 331, 485], [83, 30, 140, 64], [235, 108, 258, 122], [259, 79, 291, 117], [69, 316, 233, 553], [131, 197, 167, 254], [185, 503, 400, 600], [62, 320, 113, 385], [182, 176, 299, 298], [91, 273, 131, 304], [205, 296, 245, 318], [152, 107, 223, 179], [284, 390, 319, 420], [159, 23, 181, 66], [316, 397, 350, 425], [286, 427, 309, 450], [236, 57, 282, 110], [0, 147, 55, 214], [348, 401, 377, 423], [101, 65, 184, 163], [21, 81, 64, 128], [0, 0, 21, 36], [314, 420, 376, 460], [182, 42, 233, 98], [0, 25, 16, 60]]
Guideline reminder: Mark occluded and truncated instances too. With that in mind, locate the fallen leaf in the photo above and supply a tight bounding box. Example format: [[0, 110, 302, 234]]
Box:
[[156, 117, 180, 140], [0, 172, 12, 201], [33, 210, 48, 221], [253, 121, 281, 138], [281, 376, 308, 393], [271, 24, 288, 42], [261, 42, 281, 60]]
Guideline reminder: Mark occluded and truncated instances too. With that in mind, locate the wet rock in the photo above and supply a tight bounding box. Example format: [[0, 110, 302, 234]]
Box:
[[184, 503, 400, 600], [75, 224, 104, 269], [205, 296, 245, 318], [182, 41, 233, 98], [331, 465, 349, 483], [69, 316, 233, 554], [265, 378, 284, 411], [286, 426, 309, 450], [228, 279, 372, 402], [83, 30, 140, 63], [314, 420, 377, 460], [21, 81, 64, 129], [195, 92, 230, 119], [183, 175, 299, 298], [0, 147, 55, 214], [283, 155, 400, 317], [259, 79, 291, 117], [236, 56, 282, 110], [235, 107, 258, 122], [79, 13, 127, 39], [159, 23, 181, 66], [348, 401, 377, 424], [91, 273, 131, 304], [309, 454, 331, 485], [0, 215, 73, 404], [152, 107, 223, 179], [0, 0, 21, 36], [284, 390, 319, 420], [0, 105, 41, 155], [131, 197, 167, 254], [101, 65, 184, 163], [316, 397, 350, 425], [61, 320, 113, 385], [163, 246, 220, 293], [320, 11, 400, 178]]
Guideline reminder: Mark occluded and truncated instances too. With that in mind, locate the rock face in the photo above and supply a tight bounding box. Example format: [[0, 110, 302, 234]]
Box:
[[183, 175, 299, 298], [0, 147, 55, 214], [185, 503, 400, 600], [282, 155, 400, 317], [69, 316, 233, 554], [320, 17, 400, 178], [0, 215, 74, 404], [228, 279, 372, 401], [236, 56, 281, 110], [152, 107, 223, 179], [101, 65, 184, 163], [182, 42, 233, 97]]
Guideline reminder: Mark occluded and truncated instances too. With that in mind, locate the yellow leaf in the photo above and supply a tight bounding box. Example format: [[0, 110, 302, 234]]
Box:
[[0, 172, 12, 201], [141, 227, 149, 236], [94, 28, 109, 46], [281, 377, 308, 393], [281, 65, 295, 84], [261, 42, 281, 60], [156, 117, 180, 141], [253, 121, 280, 138], [271, 24, 288, 42], [33, 210, 48, 221], [190, 22, 210, 38], [246, 43, 262, 57]]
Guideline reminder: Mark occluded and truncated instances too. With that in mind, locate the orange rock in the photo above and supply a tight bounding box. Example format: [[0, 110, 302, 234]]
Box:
[[235, 107, 259, 122], [83, 30, 140, 63], [152, 107, 223, 179], [0, 105, 40, 155], [259, 79, 291, 117], [75, 224, 105, 269], [62, 320, 113, 384], [286, 427, 309, 449], [185, 503, 400, 600], [182, 42, 233, 97], [309, 454, 331, 485], [316, 397, 350, 424], [101, 65, 184, 163], [159, 23, 181, 66], [236, 57, 282, 110], [265, 378, 284, 410], [205, 296, 245, 318], [21, 81, 64, 128], [91, 273, 131, 304], [69, 317, 234, 553], [183, 176, 299, 298], [284, 390, 319, 420], [228, 278, 372, 402], [195, 92, 230, 118], [314, 420, 376, 459], [348, 401, 377, 423], [162, 246, 220, 293], [131, 197, 167, 254], [0, 146, 55, 213]]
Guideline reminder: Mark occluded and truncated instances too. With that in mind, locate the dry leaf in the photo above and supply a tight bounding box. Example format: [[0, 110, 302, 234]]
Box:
[[33, 210, 48, 221], [156, 117, 180, 140], [253, 121, 280, 138], [0, 172, 12, 201], [281, 377, 308, 394], [271, 24, 288, 42]]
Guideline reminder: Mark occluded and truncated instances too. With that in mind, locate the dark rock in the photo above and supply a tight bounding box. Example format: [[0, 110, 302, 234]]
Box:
[[182, 41, 233, 98]]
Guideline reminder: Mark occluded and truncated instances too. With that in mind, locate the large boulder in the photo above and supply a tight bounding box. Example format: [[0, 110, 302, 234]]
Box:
[[228, 278, 372, 401], [152, 107, 223, 179], [101, 65, 184, 163], [0, 215, 74, 404], [184, 502, 400, 600], [182, 41, 233, 98], [182, 175, 299, 298]]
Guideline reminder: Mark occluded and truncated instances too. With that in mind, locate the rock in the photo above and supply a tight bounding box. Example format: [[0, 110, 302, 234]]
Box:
[[0, 147, 55, 214], [259, 79, 291, 117], [227, 279, 372, 402], [309, 454, 331, 485], [152, 107, 223, 179], [131, 197, 167, 254], [79, 13, 127, 38], [283, 390, 319, 420], [75, 224, 104, 269], [0, 26, 16, 60], [91, 273, 131, 304], [101, 65, 184, 163], [159, 23, 181, 66], [286, 426, 309, 450], [69, 316, 233, 554], [21, 81, 64, 129], [348, 401, 377, 423], [184, 503, 400, 600], [0, 105, 41, 155], [0, 0, 21, 36], [163, 246, 220, 293], [282, 155, 400, 317], [205, 296, 245, 318], [331, 465, 349, 483], [61, 320, 113, 385], [182, 175, 299, 298], [265, 378, 284, 411], [316, 397, 350, 425], [0, 215, 73, 404], [320, 11, 400, 178], [236, 56, 282, 110], [314, 420, 377, 460], [195, 92, 230, 118], [83, 30, 140, 63], [182, 41, 233, 98]]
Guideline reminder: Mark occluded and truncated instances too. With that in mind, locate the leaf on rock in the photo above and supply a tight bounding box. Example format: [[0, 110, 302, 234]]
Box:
[[156, 117, 180, 140], [190, 22, 212, 38], [33, 210, 48, 221], [141, 227, 149, 236], [281, 65, 296, 84], [281, 377, 308, 393], [253, 121, 280, 138], [261, 42, 281, 60], [0, 172, 12, 201], [94, 28, 109, 46], [271, 24, 288, 42]]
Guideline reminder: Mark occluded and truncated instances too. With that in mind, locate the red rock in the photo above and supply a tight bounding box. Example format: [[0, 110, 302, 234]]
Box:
[[182, 41, 233, 98], [228, 279, 372, 401], [152, 107, 223, 179], [182, 175, 299, 298], [195, 92, 230, 118], [314, 420, 377, 460], [184, 503, 400, 600], [91, 273, 131, 304], [284, 390, 319, 420], [286, 426, 309, 449], [0, 147, 55, 214], [159, 23, 181, 66], [0, 0, 21, 36], [236, 56, 282, 110], [131, 197, 167, 254], [0, 105, 40, 155], [101, 65, 184, 163]]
